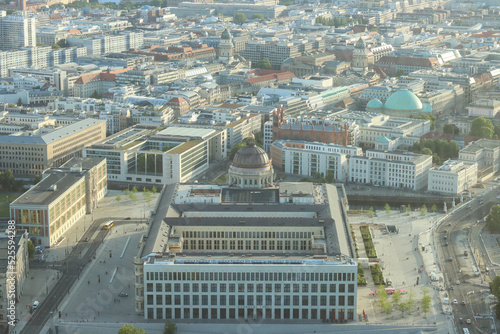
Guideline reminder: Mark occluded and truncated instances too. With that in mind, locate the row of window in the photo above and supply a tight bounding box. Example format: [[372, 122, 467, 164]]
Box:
[[146, 271, 356, 282], [181, 231, 313, 239], [147, 294, 355, 307], [183, 239, 310, 251], [148, 282, 355, 294], [147, 307, 355, 321]]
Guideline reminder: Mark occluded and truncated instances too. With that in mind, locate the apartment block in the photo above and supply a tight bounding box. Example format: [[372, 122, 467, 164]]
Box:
[[459, 139, 500, 181]]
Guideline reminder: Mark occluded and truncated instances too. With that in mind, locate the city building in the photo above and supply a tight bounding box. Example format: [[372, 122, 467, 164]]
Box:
[[218, 29, 233, 64], [0, 12, 36, 50], [135, 143, 357, 322], [228, 141, 273, 188], [270, 140, 362, 182], [83, 125, 227, 185], [366, 89, 424, 117], [349, 150, 432, 190], [241, 38, 324, 69], [67, 32, 144, 56], [467, 99, 500, 118], [9, 157, 107, 246], [459, 139, 500, 181], [351, 38, 370, 74], [427, 160, 477, 195], [0, 119, 106, 178]]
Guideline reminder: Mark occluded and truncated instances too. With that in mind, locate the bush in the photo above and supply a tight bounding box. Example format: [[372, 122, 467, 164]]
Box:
[[366, 248, 377, 258], [357, 274, 367, 286], [370, 264, 385, 286]]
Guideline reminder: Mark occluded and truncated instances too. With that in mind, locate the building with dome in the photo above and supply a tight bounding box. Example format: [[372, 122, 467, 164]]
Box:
[[366, 89, 424, 117], [218, 29, 234, 64], [351, 38, 369, 74], [228, 140, 274, 188]]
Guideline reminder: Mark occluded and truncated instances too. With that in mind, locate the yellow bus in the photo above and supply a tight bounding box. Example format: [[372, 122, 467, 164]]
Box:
[[103, 221, 113, 230]]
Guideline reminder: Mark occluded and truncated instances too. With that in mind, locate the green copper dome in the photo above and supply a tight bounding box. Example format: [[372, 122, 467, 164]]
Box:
[[366, 98, 383, 109], [355, 37, 366, 50], [384, 90, 422, 112], [221, 29, 232, 40]]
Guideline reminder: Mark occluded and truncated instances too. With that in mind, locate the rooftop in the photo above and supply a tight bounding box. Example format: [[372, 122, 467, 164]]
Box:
[[166, 139, 203, 154], [158, 126, 215, 139]]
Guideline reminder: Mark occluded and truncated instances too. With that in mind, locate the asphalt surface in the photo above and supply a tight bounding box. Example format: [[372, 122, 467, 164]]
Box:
[[18, 218, 140, 334], [434, 189, 500, 334]]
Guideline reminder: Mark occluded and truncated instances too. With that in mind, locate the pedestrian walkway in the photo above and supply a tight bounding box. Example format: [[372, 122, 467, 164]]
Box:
[[14, 269, 58, 333]]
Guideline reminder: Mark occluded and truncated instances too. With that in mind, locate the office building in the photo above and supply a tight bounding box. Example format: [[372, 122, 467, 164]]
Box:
[[0, 119, 106, 177], [271, 140, 362, 182], [428, 160, 477, 195], [349, 150, 432, 190], [135, 141, 357, 322], [83, 125, 227, 185], [67, 32, 144, 56], [9, 157, 107, 246], [459, 139, 500, 181]]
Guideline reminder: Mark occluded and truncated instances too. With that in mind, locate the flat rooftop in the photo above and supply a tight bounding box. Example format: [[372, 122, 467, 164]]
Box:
[[146, 257, 357, 266], [11, 172, 83, 207], [158, 126, 215, 139]]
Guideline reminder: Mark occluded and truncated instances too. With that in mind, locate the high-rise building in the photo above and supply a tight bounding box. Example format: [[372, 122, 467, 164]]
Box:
[[0, 12, 36, 50]]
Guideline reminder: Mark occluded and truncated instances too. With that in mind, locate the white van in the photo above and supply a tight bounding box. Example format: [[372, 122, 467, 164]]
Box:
[[443, 298, 449, 305], [33, 301, 39, 310]]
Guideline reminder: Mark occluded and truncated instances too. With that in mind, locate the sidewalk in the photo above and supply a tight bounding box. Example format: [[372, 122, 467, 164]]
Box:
[[14, 269, 59, 332]]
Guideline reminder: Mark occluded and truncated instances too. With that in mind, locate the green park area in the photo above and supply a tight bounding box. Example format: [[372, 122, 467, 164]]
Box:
[[0, 193, 21, 217]]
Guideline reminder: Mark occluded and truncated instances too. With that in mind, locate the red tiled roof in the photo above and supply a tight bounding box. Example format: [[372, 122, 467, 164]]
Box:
[[75, 67, 136, 84], [167, 97, 188, 105], [49, 14, 63, 20], [246, 72, 295, 84], [471, 31, 500, 38], [68, 29, 81, 35]]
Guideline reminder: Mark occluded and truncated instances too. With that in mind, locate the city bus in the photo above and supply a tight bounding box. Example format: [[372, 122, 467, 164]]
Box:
[[103, 221, 114, 230]]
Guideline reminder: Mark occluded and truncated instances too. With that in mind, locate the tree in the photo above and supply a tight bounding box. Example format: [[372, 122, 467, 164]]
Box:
[[34, 174, 42, 184], [234, 13, 247, 24], [395, 69, 405, 77], [256, 58, 272, 69], [469, 116, 494, 138], [443, 124, 460, 135], [382, 300, 393, 316], [151, 186, 157, 194], [392, 290, 402, 306], [421, 288, 431, 315], [494, 125, 500, 138], [420, 204, 427, 216], [164, 321, 177, 334], [118, 324, 147, 334], [56, 38, 69, 48], [132, 186, 138, 193], [406, 204, 411, 213], [116, 194, 121, 202], [406, 290, 415, 311], [252, 14, 264, 20], [17, 97, 22, 106], [129, 193, 137, 202], [229, 142, 247, 160], [486, 205, 500, 233], [145, 192, 152, 203], [51, 44, 61, 49], [90, 90, 102, 99], [368, 206, 374, 217], [151, 0, 162, 7], [27, 240, 35, 259], [384, 203, 391, 214], [326, 170, 334, 183], [431, 204, 437, 212]]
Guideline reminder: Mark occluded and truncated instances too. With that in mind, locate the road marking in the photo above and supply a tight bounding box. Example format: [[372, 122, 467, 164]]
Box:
[[120, 236, 131, 258]]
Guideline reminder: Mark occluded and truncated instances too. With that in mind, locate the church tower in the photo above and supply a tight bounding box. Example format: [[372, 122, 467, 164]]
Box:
[[351, 37, 369, 74], [218, 29, 234, 64]]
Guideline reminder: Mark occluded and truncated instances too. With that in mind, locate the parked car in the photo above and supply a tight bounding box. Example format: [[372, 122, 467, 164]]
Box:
[[461, 301, 466, 305], [118, 292, 128, 297], [466, 319, 471, 324], [453, 299, 458, 305]]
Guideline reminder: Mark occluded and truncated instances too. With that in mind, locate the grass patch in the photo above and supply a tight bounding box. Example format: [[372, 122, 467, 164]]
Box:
[[211, 174, 227, 184], [0, 192, 22, 218]]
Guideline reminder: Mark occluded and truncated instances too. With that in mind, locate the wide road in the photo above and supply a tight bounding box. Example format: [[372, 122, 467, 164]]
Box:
[[19, 218, 141, 334], [434, 188, 499, 334]]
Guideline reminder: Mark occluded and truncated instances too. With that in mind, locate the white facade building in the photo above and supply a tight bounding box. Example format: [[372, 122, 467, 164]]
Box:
[[270, 140, 362, 182], [143, 257, 357, 321], [0, 12, 36, 50], [428, 160, 477, 195], [459, 139, 500, 180], [349, 150, 432, 190]]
